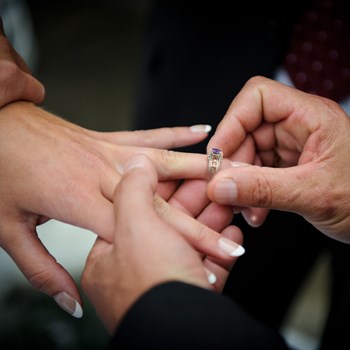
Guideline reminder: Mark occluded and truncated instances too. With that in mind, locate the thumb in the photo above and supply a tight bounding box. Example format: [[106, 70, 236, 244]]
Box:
[[207, 162, 314, 215], [1, 223, 83, 318], [0, 68, 45, 106], [113, 154, 158, 229], [18, 73, 46, 104]]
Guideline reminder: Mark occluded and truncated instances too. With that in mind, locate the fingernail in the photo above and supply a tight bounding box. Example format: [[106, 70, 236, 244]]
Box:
[[231, 161, 251, 167], [204, 268, 217, 285], [213, 179, 238, 204], [218, 237, 245, 257], [38, 84, 46, 103], [190, 124, 212, 133], [53, 292, 83, 318], [115, 162, 124, 175], [233, 206, 241, 214], [242, 210, 260, 228], [124, 154, 149, 172]]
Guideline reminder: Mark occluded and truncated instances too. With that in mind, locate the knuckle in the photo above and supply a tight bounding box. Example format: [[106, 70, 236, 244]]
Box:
[[246, 75, 267, 87], [153, 195, 171, 219], [251, 172, 273, 208], [60, 173, 90, 204], [77, 146, 108, 172], [81, 251, 101, 292], [0, 60, 22, 85], [312, 191, 337, 219], [133, 129, 153, 145], [319, 96, 347, 120], [64, 145, 110, 186], [28, 268, 53, 292], [194, 224, 209, 243], [158, 149, 178, 176]]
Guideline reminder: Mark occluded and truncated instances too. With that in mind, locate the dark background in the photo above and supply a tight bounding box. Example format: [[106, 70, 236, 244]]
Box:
[[0, 1, 328, 349], [27, 0, 154, 132]]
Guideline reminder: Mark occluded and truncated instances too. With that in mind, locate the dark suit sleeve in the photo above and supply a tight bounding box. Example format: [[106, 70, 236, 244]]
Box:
[[109, 282, 290, 350]]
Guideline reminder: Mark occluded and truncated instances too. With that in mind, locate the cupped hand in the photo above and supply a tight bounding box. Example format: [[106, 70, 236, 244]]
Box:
[[207, 76, 350, 242], [81, 154, 243, 332]]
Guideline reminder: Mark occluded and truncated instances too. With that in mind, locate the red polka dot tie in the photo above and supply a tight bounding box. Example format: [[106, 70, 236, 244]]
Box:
[[283, 0, 350, 102]]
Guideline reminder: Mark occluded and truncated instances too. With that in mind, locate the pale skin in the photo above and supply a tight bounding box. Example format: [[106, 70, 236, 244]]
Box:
[[207, 76, 350, 243], [0, 101, 241, 316], [81, 154, 243, 333], [0, 18, 240, 317]]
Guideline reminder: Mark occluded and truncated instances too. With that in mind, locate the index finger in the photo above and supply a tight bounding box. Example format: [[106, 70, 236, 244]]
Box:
[[88, 125, 212, 149], [207, 76, 319, 157]]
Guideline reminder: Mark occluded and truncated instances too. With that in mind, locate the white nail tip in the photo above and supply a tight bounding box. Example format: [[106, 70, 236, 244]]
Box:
[[190, 124, 212, 133], [218, 238, 245, 257], [53, 291, 83, 318], [72, 302, 83, 318], [207, 272, 217, 285], [231, 245, 245, 257]]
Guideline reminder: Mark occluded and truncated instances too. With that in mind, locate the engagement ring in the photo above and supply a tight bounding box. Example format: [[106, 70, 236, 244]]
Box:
[[208, 148, 223, 176]]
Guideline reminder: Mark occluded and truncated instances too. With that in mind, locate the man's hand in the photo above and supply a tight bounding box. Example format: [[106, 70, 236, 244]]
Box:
[[207, 76, 350, 242]]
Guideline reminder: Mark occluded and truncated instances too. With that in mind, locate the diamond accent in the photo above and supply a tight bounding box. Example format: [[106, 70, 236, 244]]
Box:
[[208, 148, 223, 176]]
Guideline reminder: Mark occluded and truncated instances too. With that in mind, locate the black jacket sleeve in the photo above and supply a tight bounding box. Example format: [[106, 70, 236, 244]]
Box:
[[109, 282, 290, 350]]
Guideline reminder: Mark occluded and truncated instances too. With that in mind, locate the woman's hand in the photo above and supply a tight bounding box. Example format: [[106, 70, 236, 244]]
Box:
[[0, 101, 233, 317], [81, 154, 243, 332]]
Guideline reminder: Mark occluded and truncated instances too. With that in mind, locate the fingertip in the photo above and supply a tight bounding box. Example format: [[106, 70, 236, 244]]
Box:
[[204, 267, 217, 285], [113, 154, 158, 217], [121, 154, 158, 193], [23, 75, 46, 104], [189, 124, 212, 133], [36, 82, 46, 103], [53, 291, 83, 318], [241, 207, 269, 227]]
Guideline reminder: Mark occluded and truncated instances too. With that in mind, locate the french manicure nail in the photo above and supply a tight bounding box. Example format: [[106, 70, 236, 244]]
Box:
[[53, 291, 83, 318], [218, 237, 245, 257], [204, 268, 217, 285], [190, 124, 212, 133]]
